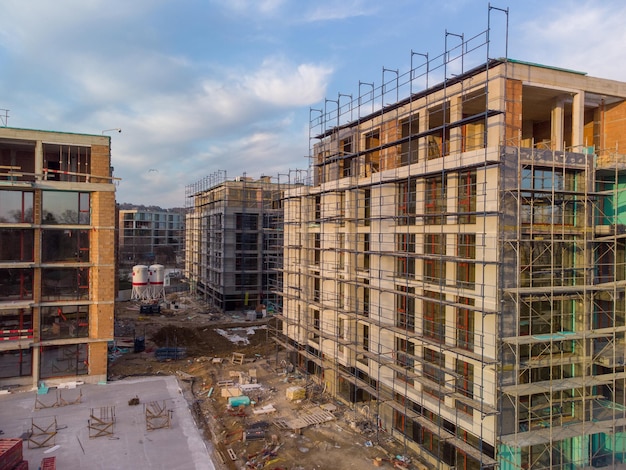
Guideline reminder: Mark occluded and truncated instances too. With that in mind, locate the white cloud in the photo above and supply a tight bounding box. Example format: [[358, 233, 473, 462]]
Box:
[[303, 0, 378, 22], [516, 1, 626, 81], [245, 58, 334, 106], [209, 0, 286, 15]]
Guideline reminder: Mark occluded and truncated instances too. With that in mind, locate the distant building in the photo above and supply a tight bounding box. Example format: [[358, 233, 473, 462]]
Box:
[[185, 174, 294, 312], [0, 126, 116, 388], [118, 208, 184, 267]]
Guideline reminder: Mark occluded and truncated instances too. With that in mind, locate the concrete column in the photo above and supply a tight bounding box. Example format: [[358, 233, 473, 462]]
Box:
[[419, 110, 428, 162], [32, 345, 40, 388], [572, 91, 585, 151], [35, 140, 43, 180], [551, 97, 565, 151], [449, 96, 463, 154]]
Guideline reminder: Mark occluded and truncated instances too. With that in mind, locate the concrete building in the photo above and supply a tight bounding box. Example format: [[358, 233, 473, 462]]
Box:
[[275, 26, 626, 470], [0, 127, 116, 389], [118, 208, 184, 267], [185, 173, 294, 312]]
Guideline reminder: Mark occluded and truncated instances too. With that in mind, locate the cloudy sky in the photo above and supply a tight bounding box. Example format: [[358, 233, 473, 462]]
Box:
[[1, 0, 625, 208]]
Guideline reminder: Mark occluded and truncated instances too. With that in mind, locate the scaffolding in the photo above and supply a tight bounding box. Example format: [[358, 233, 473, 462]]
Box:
[[271, 4, 626, 470]]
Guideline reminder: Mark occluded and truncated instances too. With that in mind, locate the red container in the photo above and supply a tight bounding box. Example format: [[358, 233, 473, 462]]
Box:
[[12, 461, 28, 470], [40, 457, 55, 470], [0, 439, 23, 470]]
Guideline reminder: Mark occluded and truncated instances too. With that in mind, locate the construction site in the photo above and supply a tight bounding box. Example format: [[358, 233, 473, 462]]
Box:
[[4, 5, 626, 470]]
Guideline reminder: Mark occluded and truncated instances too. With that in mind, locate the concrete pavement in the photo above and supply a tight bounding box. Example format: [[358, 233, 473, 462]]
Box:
[[0, 376, 216, 470]]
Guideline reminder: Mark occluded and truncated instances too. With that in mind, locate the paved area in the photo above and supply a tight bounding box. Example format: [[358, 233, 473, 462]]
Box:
[[0, 376, 215, 470]]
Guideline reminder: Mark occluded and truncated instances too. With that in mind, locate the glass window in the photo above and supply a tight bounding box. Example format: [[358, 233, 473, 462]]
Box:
[[42, 191, 90, 225], [42, 229, 89, 262], [423, 347, 445, 396], [0, 349, 32, 378], [423, 290, 445, 343], [457, 170, 477, 224], [0, 229, 34, 261], [0, 190, 34, 223], [40, 305, 89, 340], [40, 344, 88, 379], [0, 268, 33, 301], [396, 233, 416, 277], [424, 233, 446, 284], [456, 297, 475, 351], [455, 359, 474, 415], [41, 268, 89, 301], [396, 285, 415, 330], [425, 175, 446, 225], [0, 308, 33, 341], [236, 232, 257, 251], [236, 213, 258, 230], [398, 177, 417, 225], [457, 234, 476, 288], [520, 167, 583, 226], [395, 337, 415, 386]]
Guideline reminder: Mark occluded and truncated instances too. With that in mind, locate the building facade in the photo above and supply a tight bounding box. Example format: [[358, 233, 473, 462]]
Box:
[[276, 54, 626, 469], [118, 208, 184, 267], [0, 127, 116, 388], [185, 174, 288, 312]]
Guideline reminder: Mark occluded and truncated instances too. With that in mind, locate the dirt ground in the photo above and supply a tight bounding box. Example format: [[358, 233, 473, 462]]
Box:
[[109, 295, 421, 470]]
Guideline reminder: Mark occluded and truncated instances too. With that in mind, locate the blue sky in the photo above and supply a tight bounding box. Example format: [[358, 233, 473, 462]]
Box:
[[1, 0, 625, 208]]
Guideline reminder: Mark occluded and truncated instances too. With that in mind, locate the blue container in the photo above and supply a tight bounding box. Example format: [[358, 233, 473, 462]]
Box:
[[228, 395, 251, 407]]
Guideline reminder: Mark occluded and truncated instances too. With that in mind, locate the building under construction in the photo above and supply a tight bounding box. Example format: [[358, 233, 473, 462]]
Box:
[[274, 9, 626, 470], [185, 172, 300, 312], [0, 127, 116, 389]]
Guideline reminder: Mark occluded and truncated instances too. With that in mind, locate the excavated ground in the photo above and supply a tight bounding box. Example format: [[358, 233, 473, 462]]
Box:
[[109, 296, 423, 470]]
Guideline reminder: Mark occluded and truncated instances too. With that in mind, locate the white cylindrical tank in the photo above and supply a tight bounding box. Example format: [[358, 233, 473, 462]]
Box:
[[149, 264, 166, 299], [132, 265, 149, 287], [149, 264, 165, 286], [131, 265, 149, 299]]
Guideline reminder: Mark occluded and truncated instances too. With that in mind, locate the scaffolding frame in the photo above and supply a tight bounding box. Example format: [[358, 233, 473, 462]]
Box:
[[271, 4, 626, 470]]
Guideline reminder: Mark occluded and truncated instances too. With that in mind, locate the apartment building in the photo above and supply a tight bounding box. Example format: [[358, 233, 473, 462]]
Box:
[[185, 173, 290, 312], [276, 40, 626, 470], [118, 208, 184, 267], [0, 127, 116, 388]]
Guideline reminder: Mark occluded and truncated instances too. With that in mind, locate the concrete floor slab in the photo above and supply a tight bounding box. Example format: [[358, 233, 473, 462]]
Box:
[[0, 376, 215, 470]]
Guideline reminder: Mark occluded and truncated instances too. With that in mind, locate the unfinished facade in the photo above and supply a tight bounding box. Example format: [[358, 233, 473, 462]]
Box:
[[185, 173, 291, 312], [0, 127, 116, 389], [275, 18, 626, 470]]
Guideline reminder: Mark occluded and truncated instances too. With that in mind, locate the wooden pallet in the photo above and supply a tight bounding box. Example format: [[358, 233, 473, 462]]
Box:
[[273, 407, 335, 431]]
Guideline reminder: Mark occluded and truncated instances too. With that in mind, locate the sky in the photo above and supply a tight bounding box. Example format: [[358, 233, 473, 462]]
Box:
[[1, 0, 625, 208]]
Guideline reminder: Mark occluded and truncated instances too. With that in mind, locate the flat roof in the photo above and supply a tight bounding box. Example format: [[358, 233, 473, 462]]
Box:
[[0, 376, 215, 469], [0, 126, 107, 138]]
